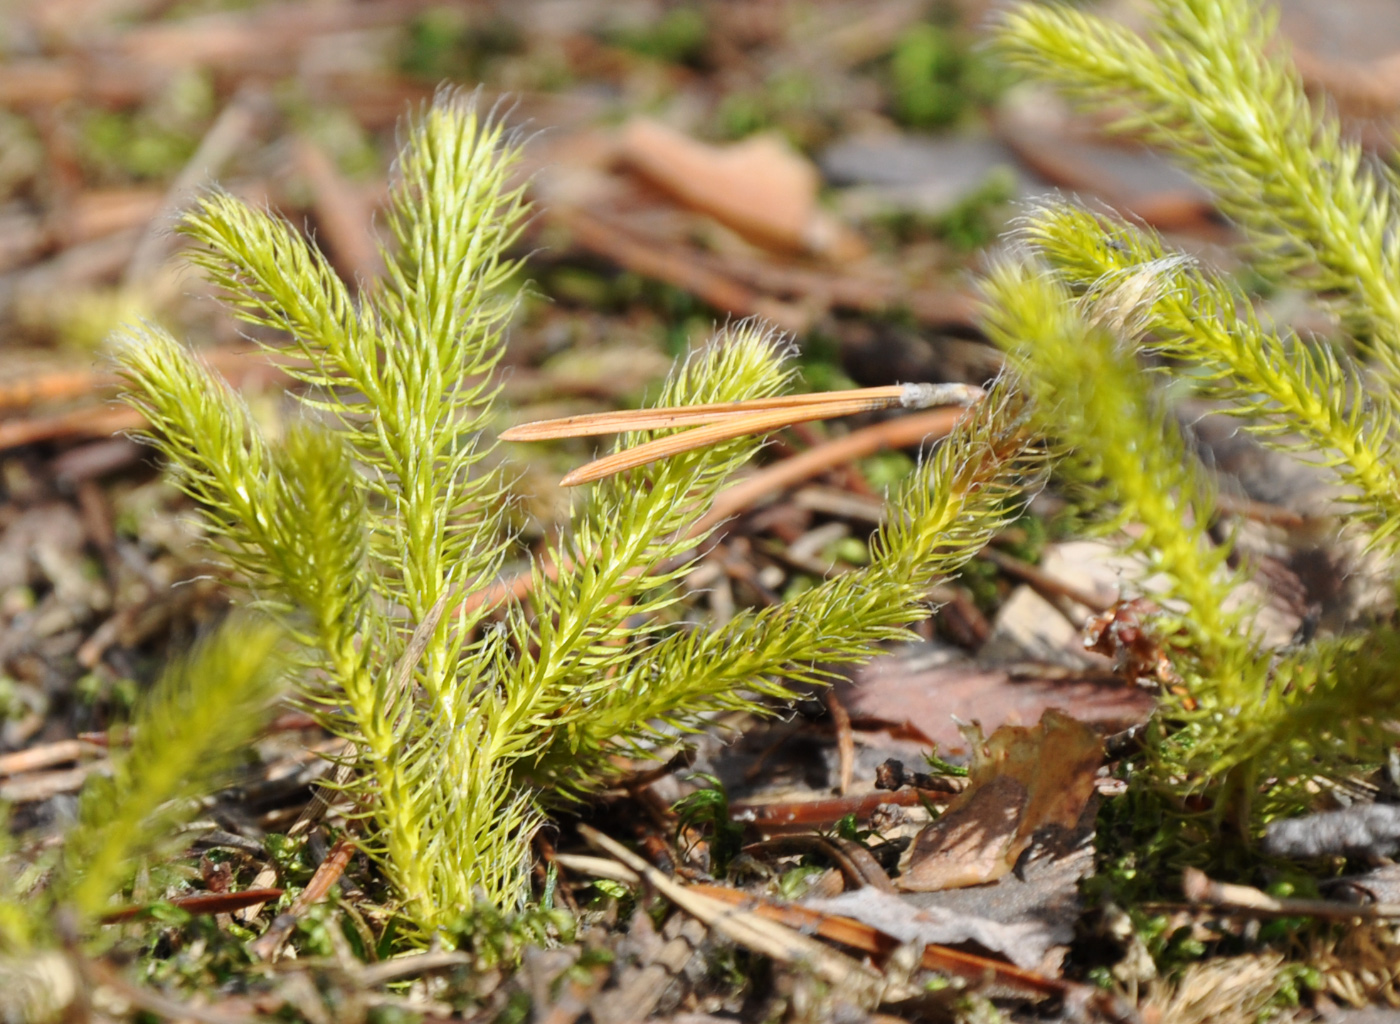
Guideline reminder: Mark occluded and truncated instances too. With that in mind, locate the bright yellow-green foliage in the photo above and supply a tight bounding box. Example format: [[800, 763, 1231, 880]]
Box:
[[981, 262, 1252, 676], [996, 0, 1400, 380], [113, 92, 1039, 940], [0, 616, 288, 951], [1019, 201, 1400, 547], [990, 0, 1400, 826]]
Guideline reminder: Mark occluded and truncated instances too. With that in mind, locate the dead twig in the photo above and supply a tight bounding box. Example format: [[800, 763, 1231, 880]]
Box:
[[88, 957, 264, 1024], [551, 205, 809, 332], [578, 824, 906, 1003], [357, 950, 474, 987], [980, 546, 1114, 616], [0, 739, 99, 777], [826, 688, 856, 797], [729, 788, 938, 831], [1183, 867, 1400, 921], [101, 888, 285, 924], [291, 134, 387, 285], [693, 406, 965, 535], [743, 834, 896, 892], [0, 763, 104, 804], [248, 834, 357, 961], [687, 883, 1133, 1021], [0, 406, 146, 453]]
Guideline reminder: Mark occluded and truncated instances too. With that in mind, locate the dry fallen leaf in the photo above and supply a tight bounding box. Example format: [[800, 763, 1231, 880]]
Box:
[[804, 886, 1054, 971], [619, 117, 866, 260], [834, 647, 1154, 754], [899, 709, 1102, 891]]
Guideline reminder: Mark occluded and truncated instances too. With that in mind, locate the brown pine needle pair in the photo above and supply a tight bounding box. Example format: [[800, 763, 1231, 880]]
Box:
[[502, 382, 986, 486]]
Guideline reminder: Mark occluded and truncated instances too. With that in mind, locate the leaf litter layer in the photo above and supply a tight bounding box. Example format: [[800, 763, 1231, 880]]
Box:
[[3, 0, 1400, 1021]]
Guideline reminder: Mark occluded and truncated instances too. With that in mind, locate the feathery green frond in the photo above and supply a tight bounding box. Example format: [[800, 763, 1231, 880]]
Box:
[[978, 258, 1301, 822], [179, 94, 525, 633], [977, 249, 1400, 827], [111, 326, 279, 580], [993, 0, 1400, 378], [264, 422, 373, 657], [1019, 199, 1400, 543], [111, 331, 389, 734], [54, 616, 289, 930], [513, 322, 797, 748], [113, 93, 1040, 939], [1198, 628, 1400, 820], [180, 190, 360, 354], [527, 379, 1039, 793], [357, 94, 527, 622], [0, 821, 43, 952], [981, 258, 1253, 679]]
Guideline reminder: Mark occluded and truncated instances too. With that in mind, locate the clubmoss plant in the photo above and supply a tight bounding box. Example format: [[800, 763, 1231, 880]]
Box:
[[983, 0, 1400, 828], [0, 615, 289, 953], [995, 0, 1400, 375], [113, 91, 1039, 941]]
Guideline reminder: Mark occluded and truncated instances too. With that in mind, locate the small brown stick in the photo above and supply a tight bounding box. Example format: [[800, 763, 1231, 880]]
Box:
[[0, 345, 286, 414], [744, 834, 895, 892], [1182, 867, 1400, 920], [0, 188, 164, 274], [980, 546, 1114, 615], [100, 888, 285, 924], [0, 405, 145, 453], [292, 133, 386, 284], [693, 406, 966, 535], [0, 368, 116, 413], [682, 241, 981, 328], [825, 689, 855, 797], [0, 738, 98, 777], [61, 190, 166, 246], [612, 747, 699, 791], [685, 883, 1123, 1016], [729, 788, 938, 831], [1212, 491, 1310, 530], [87, 958, 258, 1024], [551, 205, 808, 332], [0, 763, 103, 804], [357, 950, 474, 987], [578, 825, 899, 1000], [247, 835, 357, 961], [792, 485, 886, 523], [457, 555, 565, 617]]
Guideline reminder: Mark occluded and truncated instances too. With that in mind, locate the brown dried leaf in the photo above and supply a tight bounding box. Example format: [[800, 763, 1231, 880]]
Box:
[[619, 118, 864, 259], [900, 709, 1102, 892], [804, 886, 1055, 971], [835, 652, 1153, 755]]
